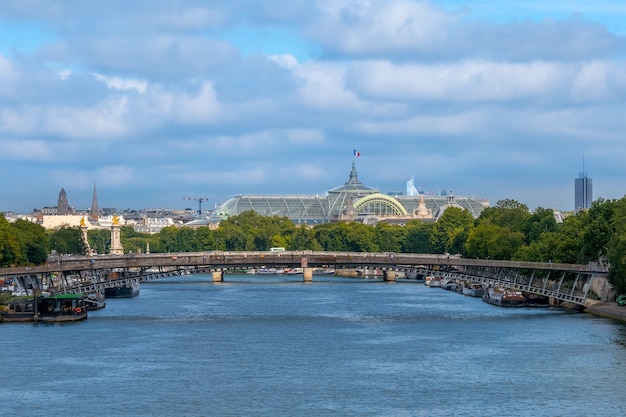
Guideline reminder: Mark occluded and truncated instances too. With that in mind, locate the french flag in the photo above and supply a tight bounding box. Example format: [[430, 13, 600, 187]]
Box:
[[353, 149, 360, 157]]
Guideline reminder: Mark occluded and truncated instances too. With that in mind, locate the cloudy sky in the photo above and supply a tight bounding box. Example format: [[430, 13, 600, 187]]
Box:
[[1, 0, 626, 214]]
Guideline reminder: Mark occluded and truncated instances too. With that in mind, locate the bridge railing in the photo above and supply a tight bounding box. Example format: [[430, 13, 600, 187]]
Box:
[[0, 251, 609, 278]]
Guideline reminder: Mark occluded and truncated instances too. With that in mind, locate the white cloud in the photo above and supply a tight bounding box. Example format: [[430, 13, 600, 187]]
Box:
[[348, 60, 626, 103], [139, 81, 220, 125], [2, 0, 626, 213], [57, 69, 72, 80], [268, 53, 299, 69], [93, 73, 148, 93], [313, 0, 457, 54], [43, 96, 131, 139]]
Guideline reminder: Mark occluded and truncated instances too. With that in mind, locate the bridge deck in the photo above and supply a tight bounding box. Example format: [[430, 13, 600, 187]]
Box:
[[0, 251, 607, 306]]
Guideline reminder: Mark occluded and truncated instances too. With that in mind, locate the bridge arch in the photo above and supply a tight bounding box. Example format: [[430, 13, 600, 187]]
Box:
[[354, 193, 408, 216]]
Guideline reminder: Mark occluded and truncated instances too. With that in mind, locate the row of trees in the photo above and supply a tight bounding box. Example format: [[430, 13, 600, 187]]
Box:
[[2, 196, 626, 291]]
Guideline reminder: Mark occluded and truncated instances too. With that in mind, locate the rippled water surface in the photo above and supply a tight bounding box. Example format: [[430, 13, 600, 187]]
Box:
[[3, 275, 626, 416]]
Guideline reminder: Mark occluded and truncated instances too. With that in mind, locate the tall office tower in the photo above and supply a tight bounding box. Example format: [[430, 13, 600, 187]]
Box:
[[57, 187, 71, 214], [574, 172, 592, 212], [89, 182, 100, 221]]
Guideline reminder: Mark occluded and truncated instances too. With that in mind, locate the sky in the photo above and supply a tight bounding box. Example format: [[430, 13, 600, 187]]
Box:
[[2, 0, 626, 214]]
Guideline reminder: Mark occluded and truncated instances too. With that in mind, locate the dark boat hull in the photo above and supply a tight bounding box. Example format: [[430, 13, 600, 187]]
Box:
[[1, 295, 88, 323], [0, 311, 37, 322], [105, 283, 139, 298]]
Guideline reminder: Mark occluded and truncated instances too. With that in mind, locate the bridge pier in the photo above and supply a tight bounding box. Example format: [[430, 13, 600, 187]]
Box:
[[383, 271, 396, 282], [303, 268, 313, 282], [212, 271, 223, 283]]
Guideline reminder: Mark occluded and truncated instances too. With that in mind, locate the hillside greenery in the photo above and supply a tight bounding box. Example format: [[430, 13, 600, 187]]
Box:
[[2, 196, 626, 292]]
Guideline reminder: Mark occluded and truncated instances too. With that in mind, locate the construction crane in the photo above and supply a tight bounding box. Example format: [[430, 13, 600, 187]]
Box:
[[183, 197, 209, 215]]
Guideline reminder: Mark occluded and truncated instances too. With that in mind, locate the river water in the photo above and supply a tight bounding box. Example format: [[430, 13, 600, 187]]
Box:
[[2, 275, 626, 416]]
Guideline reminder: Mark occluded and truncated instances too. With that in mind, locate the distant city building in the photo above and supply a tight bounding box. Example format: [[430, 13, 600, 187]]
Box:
[[40, 214, 95, 230], [575, 172, 593, 212], [134, 217, 177, 234], [208, 163, 489, 225], [56, 187, 72, 215], [41, 206, 57, 215]]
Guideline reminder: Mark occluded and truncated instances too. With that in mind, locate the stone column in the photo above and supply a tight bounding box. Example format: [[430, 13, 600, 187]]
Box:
[[81, 224, 93, 255], [110, 223, 123, 255], [303, 268, 313, 282], [383, 270, 396, 282], [212, 271, 223, 283]]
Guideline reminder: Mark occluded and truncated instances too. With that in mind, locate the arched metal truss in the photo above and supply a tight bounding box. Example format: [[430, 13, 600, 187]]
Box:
[[354, 193, 408, 216]]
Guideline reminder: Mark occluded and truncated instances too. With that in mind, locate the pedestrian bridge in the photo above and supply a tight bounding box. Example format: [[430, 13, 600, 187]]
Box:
[[0, 251, 609, 306]]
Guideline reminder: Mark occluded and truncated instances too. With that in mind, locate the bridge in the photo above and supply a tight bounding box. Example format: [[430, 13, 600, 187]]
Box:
[[0, 251, 609, 306]]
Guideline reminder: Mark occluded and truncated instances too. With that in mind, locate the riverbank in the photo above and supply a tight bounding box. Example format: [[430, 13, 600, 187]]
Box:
[[584, 301, 626, 323]]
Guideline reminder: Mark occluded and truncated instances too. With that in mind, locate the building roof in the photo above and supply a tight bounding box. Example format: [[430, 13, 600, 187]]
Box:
[[209, 163, 489, 224]]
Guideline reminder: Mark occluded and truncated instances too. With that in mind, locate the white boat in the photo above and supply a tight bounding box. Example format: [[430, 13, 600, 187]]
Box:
[[257, 268, 285, 275], [312, 268, 335, 275]]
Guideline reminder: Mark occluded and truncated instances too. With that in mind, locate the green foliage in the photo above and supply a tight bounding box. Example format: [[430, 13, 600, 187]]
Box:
[[581, 198, 617, 262], [87, 229, 111, 254], [48, 227, 87, 256], [402, 221, 435, 253], [289, 225, 314, 250], [520, 207, 557, 243], [430, 207, 474, 253], [0, 214, 23, 266], [159, 226, 183, 252], [374, 223, 406, 252], [10, 219, 50, 264], [477, 199, 530, 232], [608, 199, 626, 293], [466, 223, 525, 260]]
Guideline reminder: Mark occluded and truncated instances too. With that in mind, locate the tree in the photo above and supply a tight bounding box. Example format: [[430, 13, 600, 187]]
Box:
[[466, 223, 524, 260], [289, 225, 312, 250], [521, 207, 557, 244], [88, 229, 111, 254], [195, 227, 215, 250], [430, 207, 474, 253], [608, 198, 626, 293], [581, 198, 617, 263], [550, 215, 586, 264], [342, 222, 378, 252], [0, 214, 22, 266], [158, 226, 181, 252], [478, 199, 530, 232], [402, 221, 435, 253], [48, 227, 88, 255], [218, 211, 296, 251], [374, 223, 406, 252], [10, 219, 49, 264], [177, 228, 197, 252]]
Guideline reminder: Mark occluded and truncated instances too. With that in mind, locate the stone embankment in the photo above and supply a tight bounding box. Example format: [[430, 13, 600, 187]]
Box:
[[584, 301, 626, 322]]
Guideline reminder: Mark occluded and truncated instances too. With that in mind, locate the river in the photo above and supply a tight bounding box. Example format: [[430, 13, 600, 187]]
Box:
[[2, 275, 626, 416]]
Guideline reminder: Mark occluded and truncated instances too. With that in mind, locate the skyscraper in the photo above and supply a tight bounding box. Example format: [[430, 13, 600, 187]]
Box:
[[575, 172, 592, 212]]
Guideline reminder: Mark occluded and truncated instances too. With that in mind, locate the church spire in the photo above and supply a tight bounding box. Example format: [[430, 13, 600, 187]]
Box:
[[89, 182, 99, 221], [57, 187, 71, 214]]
